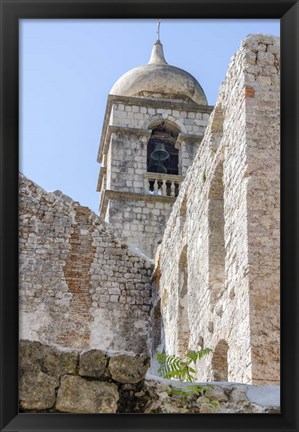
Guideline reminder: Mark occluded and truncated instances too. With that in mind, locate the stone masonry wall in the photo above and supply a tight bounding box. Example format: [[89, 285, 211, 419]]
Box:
[[103, 97, 212, 185], [19, 174, 153, 354], [109, 96, 210, 140], [19, 340, 280, 414], [107, 195, 175, 258], [154, 34, 280, 385], [97, 96, 213, 258]]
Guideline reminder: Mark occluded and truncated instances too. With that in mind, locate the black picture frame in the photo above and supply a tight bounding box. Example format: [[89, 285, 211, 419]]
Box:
[[0, 0, 298, 431]]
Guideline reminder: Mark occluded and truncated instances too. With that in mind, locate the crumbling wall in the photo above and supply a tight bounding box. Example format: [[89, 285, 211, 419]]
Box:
[[19, 175, 153, 354], [154, 34, 280, 385], [19, 340, 280, 414]]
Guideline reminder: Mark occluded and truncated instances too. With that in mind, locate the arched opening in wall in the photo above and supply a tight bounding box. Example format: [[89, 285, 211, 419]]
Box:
[[177, 245, 190, 356], [152, 299, 163, 354], [208, 161, 225, 309], [147, 122, 180, 195], [212, 339, 229, 381]]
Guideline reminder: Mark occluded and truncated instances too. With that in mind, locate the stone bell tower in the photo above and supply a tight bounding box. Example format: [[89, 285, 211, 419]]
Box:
[[97, 39, 213, 258]]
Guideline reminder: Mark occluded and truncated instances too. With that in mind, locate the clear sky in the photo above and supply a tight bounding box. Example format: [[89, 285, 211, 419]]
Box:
[[20, 19, 279, 213]]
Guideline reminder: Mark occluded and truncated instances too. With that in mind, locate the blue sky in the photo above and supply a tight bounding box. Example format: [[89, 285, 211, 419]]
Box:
[[20, 19, 279, 213]]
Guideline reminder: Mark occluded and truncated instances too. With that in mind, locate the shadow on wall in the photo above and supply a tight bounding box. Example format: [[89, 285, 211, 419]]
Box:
[[149, 297, 165, 375], [212, 339, 229, 381]]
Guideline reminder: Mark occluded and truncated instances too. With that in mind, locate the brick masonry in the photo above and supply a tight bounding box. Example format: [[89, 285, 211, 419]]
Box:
[[19, 175, 153, 354]]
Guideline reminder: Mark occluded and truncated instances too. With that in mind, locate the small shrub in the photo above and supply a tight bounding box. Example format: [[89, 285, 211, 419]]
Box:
[[156, 349, 218, 407], [156, 348, 212, 382]]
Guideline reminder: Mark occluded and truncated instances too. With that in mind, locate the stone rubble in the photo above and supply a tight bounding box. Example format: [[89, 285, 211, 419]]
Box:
[[19, 340, 280, 414]]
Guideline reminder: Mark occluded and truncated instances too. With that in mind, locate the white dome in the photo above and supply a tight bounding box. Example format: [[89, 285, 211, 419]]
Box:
[[110, 41, 208, 106]]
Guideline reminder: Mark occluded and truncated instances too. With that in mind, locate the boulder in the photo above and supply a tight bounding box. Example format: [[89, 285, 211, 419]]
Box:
[[205, 385, 228, 402], [229, 385, 248, 403], [19, 340, 78, 410], [56, 375, 119, 413], [79, 349, 107, 378], [19, 340, 78, 378], [19, 370, 57, 410], [108, 354, 149, 384]]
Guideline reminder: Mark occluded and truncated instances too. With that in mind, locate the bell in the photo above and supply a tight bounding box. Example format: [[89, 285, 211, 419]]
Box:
[[148, 159, 168, 174], [150, 142, 169, 162]]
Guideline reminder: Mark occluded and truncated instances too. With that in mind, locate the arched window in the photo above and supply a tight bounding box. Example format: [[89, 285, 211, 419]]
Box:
[[212, 339, 229, 381], [152, 299, 162, 354], [177, 245, 190, 356], [147, 122, 179, 175]]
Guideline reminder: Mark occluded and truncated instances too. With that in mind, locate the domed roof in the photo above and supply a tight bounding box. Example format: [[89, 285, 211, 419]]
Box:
[[110, 40, 208, 105]]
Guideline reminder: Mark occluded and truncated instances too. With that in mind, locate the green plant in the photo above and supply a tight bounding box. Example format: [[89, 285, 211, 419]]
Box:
[[202, 172, 207, 183], [168, 384, 211, 400], [156, 349, 218, 407], [156, 348, 212, 383]]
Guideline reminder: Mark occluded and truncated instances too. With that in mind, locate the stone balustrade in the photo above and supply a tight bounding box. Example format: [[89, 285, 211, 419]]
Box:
[[144, 173, 184, 197]]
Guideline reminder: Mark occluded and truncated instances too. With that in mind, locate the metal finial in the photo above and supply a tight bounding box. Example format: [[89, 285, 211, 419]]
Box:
[[157, 19, 161, 41]]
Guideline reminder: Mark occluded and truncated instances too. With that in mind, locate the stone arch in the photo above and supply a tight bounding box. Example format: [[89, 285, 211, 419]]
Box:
[[165, 116, 187, 135], [212, 339, 229, 381], [208, 160, 225, 309], [143, 115, 187, 134], [152, 299, 163, 354], [147, 120, 180, 177], [177, 245, 190, 356]]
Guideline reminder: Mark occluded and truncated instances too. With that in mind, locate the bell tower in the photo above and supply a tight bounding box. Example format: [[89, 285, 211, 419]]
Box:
[[97, 39, 213, 258]]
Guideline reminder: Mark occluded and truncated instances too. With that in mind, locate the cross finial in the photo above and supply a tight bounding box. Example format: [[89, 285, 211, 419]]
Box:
[[157, 19, 161, 41]]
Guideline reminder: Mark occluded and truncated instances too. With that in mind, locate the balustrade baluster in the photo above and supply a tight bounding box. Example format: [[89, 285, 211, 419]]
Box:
[[170, 181, 175, 197], [162, 180, 167, 196], [144, 177, 149, 194], [144, 174, 183, 197]]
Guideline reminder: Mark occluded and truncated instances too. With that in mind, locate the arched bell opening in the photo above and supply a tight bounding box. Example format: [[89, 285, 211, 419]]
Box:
[[147, 121, 179, 176]]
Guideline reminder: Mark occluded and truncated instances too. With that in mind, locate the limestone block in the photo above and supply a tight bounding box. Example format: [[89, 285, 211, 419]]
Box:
[[56, 375, 119, 413], [257, 51, 275, 67], [199, 403, 215, 413], [19, 370, 57, 410], [19, 340, 78, 378], [205, 385, 228, 402], [108, 354, 149, 383], [229, 386, 248, 402], [79, 349, 107, 378]]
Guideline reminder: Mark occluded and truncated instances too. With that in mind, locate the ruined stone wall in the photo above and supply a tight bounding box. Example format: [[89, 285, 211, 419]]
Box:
[[19, 175, 152, 354], [154, 34, 280, 385], [20, 340, 280, 414], [243, 36, 280, 384]]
